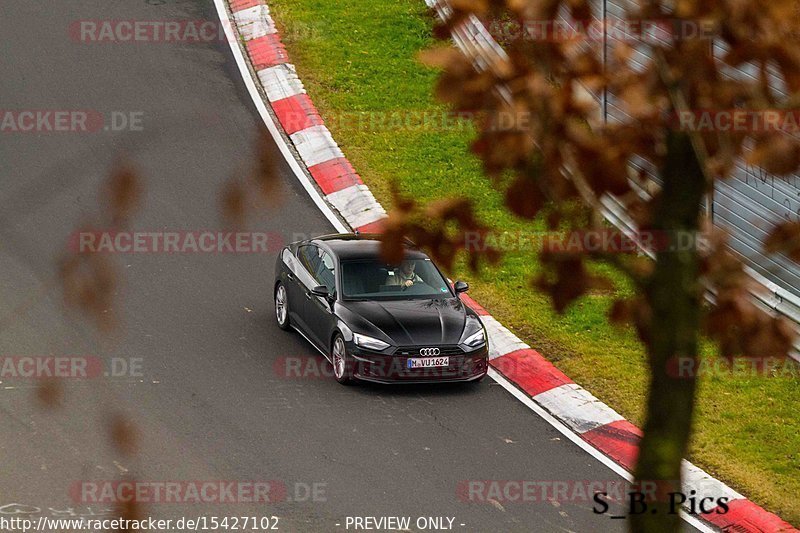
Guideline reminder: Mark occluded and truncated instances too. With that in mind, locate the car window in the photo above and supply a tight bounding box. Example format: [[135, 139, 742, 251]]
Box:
[[341, 258, 451, 300], [297, 245, 319, 276], [298, 245, 335, 292], [317, 251, 336, 292]]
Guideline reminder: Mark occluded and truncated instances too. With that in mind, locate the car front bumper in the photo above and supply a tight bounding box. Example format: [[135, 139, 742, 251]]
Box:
[[347, 344, 489, 384]]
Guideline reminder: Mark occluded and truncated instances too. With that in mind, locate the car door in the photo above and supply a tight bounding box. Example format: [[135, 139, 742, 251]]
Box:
[[292, 244, 324, 337], [303, 247, 338, 350], [280, 248, 308, 328]]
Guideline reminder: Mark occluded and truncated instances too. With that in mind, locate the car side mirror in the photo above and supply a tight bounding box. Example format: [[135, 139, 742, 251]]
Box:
[[454, 280, 469, 294], [311, 285, 329, 298]]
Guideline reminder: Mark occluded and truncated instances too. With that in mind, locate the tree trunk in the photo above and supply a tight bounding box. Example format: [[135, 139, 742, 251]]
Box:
[[629, 132, 707, 532]]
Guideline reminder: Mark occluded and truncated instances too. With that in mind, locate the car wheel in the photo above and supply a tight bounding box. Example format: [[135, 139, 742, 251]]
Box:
[[331, 334, 353, 385], [275, 282, 291, 330]]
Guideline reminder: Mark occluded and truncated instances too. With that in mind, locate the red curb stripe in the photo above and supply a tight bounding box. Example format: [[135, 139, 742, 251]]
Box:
[[355, 219, 386, 234], [272, 94, 324, 135], [580, 420, 641, 471], [308, 157, 363, 195], [246, 34, 289, 69], [703, 499, 799, 532], [490, 349, 573, 397], [459, 294, 489, 316], [230, 0, 262, 12]]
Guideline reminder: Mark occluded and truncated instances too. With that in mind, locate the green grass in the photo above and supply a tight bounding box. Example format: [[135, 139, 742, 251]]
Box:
[[269, 0, 800, 523]]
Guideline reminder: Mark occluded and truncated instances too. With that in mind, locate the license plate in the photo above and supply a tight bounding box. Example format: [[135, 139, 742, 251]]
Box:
[[407, 357, 449, 369]]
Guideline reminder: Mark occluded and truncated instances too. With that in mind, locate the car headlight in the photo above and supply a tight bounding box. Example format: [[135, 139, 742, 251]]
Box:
[[463, 328, 487, 348], [353, 333, 390, 351]]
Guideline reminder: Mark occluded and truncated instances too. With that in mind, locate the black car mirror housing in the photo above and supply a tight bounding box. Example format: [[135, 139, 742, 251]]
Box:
[[311, 285, 329, 298], [454, 280, 469, 294]]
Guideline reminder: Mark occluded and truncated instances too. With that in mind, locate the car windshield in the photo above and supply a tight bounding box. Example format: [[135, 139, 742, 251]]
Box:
[[341, 258, 453, 300]]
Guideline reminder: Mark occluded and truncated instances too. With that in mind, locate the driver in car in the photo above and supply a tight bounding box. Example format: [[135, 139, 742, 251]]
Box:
[[386, 260, 424, 288]]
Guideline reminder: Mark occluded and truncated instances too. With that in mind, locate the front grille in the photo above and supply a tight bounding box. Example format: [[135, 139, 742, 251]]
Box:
[[395, 345, 464, 356]]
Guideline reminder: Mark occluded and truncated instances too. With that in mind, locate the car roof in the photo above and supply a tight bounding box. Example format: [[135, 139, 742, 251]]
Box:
[[309, 234, 429, 261]]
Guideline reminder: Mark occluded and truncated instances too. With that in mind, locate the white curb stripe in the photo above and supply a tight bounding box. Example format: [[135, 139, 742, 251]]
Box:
[[325, 185, 387, 229], [533, 383, 625, 434], [481, 315, 529, 360], [682, 460, 743, 502], [233, 5, 277, 41], [232, 4, 268, 22], [290, 125, 344, 167], [258, 64, 306, 102]]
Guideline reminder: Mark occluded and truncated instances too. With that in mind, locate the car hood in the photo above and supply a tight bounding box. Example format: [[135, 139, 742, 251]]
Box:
[[339, 297, 468, 346]]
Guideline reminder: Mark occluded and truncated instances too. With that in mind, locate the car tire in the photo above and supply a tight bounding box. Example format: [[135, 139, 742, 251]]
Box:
[[331, 334, 354, 385], [275, 282, 291, 330]]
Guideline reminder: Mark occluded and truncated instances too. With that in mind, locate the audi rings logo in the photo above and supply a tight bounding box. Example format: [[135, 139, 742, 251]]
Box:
[[419, 348, 441, 356]]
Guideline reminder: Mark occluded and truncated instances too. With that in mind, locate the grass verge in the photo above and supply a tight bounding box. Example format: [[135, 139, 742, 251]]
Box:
[[269, 0, 800, 522]]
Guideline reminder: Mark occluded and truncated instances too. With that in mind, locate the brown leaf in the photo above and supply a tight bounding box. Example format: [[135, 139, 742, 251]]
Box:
[[379, 220, 410, 265], [568, 0, 592, 24], [746, 135, 800, 175], [104, 161, 142, 227], [114, 495, 143, 531], [108, 413, 139, 457], [450, 0, 488, 15], [534, 252, 591, 314], [764, 221, 800, 262], [58, 252, 118, 332], [505, 174, 544, 219], [609, 299, 633, 326], [252, 127, 282, 205], [380, 187, 499, 272], [220, 180, 247, 228], [36, 379, 64, 409], [418, 47, 464, 70]]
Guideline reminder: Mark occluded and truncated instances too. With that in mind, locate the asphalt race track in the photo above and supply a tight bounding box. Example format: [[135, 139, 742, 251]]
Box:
[[0, 1, 699, 531]]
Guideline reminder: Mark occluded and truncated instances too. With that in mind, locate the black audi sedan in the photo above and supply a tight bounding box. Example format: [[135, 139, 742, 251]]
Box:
[[273, 234, 489, 384]]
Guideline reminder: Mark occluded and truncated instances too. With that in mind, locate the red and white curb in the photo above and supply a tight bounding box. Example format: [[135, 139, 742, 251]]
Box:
[[216, 0, 796, 530], [230, 0, 387, 234]]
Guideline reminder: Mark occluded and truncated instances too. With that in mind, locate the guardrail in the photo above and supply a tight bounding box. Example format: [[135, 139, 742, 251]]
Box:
[[425, 0, 800, 360]]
